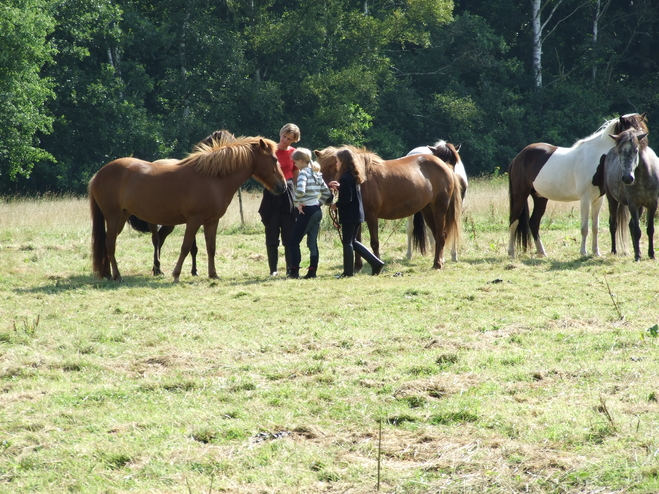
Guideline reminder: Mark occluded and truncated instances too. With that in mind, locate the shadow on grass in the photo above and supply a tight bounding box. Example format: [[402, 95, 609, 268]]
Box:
[[461, 252, 619, 269], [13, 271, 278, 294]]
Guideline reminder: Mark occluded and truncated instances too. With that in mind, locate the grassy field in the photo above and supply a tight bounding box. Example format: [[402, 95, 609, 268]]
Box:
[[1, 178, 658, 493]]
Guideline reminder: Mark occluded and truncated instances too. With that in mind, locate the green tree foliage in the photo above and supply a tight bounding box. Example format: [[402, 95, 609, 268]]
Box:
[[0, 0, 55, 182], [1, 0, 658, 192]]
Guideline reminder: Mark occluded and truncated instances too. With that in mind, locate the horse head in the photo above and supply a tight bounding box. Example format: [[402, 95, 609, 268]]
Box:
[[616, 113, 649, 143], [428, 141, 462, 167], [255, 138, 287, 194], [314, 147, 341, 183], [610, 129, 649, 185]]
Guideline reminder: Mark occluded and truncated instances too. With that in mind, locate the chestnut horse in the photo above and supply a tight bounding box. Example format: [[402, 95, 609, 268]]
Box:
[[508, 113, 648, 258], [127, 130, 237, 276], [405, 141, 468, 261], [315, 145, 463, 270], [90, 137, 286, 281]]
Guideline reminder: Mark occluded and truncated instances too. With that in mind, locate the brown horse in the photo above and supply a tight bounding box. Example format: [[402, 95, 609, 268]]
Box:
[[90, 136, 286, 282], [406, 141, 468, 261], [127, 130, 237, 276], [315, 145, 463, 270]]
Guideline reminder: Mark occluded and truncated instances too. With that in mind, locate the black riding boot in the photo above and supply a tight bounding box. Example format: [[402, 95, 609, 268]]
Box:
[[354, 241, 384, 275], [266, 245, 279, 276], [340, 245, 355, 277], [288, 267, 300, 279], [284, 246, 293, 277], [304, 255, 319, 278]]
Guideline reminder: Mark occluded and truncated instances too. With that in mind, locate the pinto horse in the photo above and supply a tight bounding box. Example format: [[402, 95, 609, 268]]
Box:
[[90, 136, 286, 282], [604, 129, 659, 261], [315, 145, 463, 270], [508, 113, 648, 258], [405, 141, 468, 261], [127, 130, 237, 276]]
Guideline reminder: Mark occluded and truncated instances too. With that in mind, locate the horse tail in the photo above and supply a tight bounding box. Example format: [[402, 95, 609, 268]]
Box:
[[445, 170, 463, 254], [616, 204, 630, 255], [127, 215, 151, 234], [412, 211, 427, 256], [90, 193, 110, 279], [508, 163, 531, 252]]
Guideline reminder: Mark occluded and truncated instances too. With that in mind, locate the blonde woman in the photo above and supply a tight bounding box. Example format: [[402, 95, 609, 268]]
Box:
[[287, 148, 333, 278]]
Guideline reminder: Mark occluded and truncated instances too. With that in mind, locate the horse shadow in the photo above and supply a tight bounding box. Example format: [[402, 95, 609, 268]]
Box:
[[14, 272, 280, 295]]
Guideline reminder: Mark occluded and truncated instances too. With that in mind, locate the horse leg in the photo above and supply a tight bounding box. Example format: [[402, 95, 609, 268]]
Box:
[[529, 194, 548, 257], [406, 216, 413, 260], [590, 196, 604, 256], [508, 188, 531, 258], [647, 205, 656, 260], [365, 215, 380, 259], [154, 224, 175, 275], [172, 223, 200, 282], [190, 238, 199, 276], [105, 214, 129, 282], [607, 195, 618, 254], [628, 206, 643, 261], [203, 220, 219, 279], [577, 195, 592, 257], [420, 205, 445, 269]]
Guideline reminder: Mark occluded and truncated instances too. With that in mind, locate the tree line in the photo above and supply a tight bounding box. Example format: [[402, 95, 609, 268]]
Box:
[[1, 0, 657, 195]]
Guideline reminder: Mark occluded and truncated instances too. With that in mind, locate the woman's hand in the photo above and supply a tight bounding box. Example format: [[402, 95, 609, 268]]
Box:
[[328, 180, 340, 191]]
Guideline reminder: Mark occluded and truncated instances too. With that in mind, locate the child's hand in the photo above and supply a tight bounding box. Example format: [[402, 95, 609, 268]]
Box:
[[297, 204, 305, 214]]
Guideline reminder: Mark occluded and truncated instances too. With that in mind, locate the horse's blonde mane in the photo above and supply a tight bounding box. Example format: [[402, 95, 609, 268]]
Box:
[[344, 145, 384, 175], [315, 145, 384, 178], [180, 136, 275, 177]]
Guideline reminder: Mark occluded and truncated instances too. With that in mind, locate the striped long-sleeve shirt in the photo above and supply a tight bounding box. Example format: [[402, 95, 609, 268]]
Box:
[[294, 165, 333, 207]]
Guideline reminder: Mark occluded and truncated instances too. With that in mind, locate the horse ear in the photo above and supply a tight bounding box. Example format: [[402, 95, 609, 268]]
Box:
[[314, 150, 321, 157], [455, 144, 462, 152], [609, 133, 620, 140], [428, 146, 437, 153], [259, 138, 269, 150], [638, 132, 649, 141]]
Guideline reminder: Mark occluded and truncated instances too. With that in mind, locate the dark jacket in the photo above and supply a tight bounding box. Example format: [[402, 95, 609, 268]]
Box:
[[336, 171, 364, 224], [258, 178, 296, 224]]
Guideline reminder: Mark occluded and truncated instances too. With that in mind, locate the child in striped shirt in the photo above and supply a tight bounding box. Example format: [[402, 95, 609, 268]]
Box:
[[287, 148, 333, 278]]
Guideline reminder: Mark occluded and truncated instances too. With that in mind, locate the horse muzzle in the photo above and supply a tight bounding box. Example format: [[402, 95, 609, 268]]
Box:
[[272, 181, 287, 195], [622, 173, 635, 185]]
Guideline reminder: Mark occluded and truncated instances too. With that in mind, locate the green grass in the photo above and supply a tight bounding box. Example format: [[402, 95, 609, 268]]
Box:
[[1, 184, 658, 493]]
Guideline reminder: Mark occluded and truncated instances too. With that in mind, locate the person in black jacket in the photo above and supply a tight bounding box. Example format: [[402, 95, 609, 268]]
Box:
[[328, 148, 384, 277]]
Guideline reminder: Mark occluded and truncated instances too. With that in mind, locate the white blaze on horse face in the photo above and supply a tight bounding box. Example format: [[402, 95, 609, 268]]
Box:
[[619, 141, 640, 185]]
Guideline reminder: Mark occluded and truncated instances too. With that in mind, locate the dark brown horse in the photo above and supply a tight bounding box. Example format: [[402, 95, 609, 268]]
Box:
[[90, 136, 286, 281], [127, 130, 237, 275], [508, 113, 648, 258], [316, 145, 463, 270]]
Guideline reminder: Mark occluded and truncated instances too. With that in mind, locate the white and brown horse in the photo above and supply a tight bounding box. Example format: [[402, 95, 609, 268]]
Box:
[[508, 113, 648, 258]]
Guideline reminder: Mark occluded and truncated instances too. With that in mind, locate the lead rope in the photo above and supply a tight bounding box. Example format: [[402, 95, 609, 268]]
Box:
[[329, 206, 342, 242]]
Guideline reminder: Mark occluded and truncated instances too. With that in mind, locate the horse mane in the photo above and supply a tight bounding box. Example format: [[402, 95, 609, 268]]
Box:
[[573, 113, 648, 149], [193, 129, 236, 152], [431, 140, 460, 166], [314, 145, 384, 178], [180, 136, 275, 177], [344, 145, 384, 176], [614, 128, 649, 151]]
